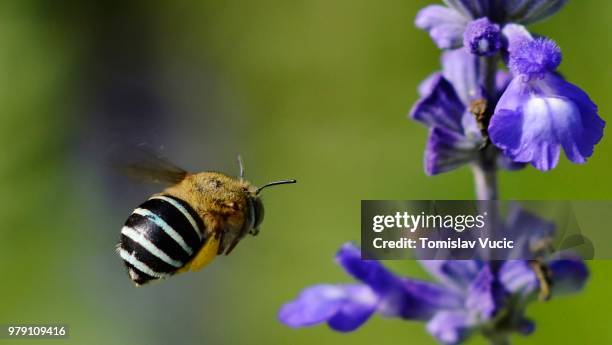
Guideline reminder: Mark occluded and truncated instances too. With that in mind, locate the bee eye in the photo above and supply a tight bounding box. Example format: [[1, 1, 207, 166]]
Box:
[[253, 198, 265, 230]]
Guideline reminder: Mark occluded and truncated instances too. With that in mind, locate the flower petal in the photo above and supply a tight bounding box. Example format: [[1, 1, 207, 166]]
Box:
[[418, 72, 442, 97], [278, 284, 377, 330], [415, 5, 468, 49], [410, 75, 465, 132], [387, 278, 464, 320], [336, 244, 463, 321], [419, 260, 483, 292], [335, 243, 400, 294], [489, 71, 605, 171], [499, 260, 539, 295], [495, 70, 512, 98], [497, 153, 526, 171], [545, 73, 605, 162], [506, 0, 568, 25], [426, 310, 476, 345], [549, 257, 589, 295], [443, 0, 489, 18], [465, 265, 497, 319], [502, 23, 533, 55], [327, 285, 378, 332], [490, 106, 560, 171], [424, 126, 480, 175], [441, 48, 480, 105], [279, 285, 349, 327]]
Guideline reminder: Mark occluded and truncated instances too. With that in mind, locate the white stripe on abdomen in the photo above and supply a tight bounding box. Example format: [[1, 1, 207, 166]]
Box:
[[149, 195, 203, 240], [119, 248, 169, 278], [121, 226, 183, 267], [133, 208, 194, 255]]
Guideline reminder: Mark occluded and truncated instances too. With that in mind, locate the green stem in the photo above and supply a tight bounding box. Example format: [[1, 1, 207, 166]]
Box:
[[473, 55, 499, 201], [476, 55, 508, 345], [483, 55, 498, 98], [472, 158, 497, 200]]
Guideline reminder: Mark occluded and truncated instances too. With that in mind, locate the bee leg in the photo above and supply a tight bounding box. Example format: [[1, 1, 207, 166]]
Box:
[[224, 238, 242, 255], [249, 227, 260, 236], [216, 232, 226, 255]]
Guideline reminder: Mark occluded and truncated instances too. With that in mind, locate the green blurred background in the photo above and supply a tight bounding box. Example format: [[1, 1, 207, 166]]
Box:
[[0, 1, 610, 344]]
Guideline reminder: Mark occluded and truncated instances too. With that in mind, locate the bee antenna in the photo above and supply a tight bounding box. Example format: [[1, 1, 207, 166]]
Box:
[[237, 155, 245, 180], [256, 179, 297, 195]]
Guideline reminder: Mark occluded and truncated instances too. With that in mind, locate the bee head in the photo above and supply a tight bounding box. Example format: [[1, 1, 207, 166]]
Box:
[[237, 155, 296, 236], [246, 179, 296, 236]]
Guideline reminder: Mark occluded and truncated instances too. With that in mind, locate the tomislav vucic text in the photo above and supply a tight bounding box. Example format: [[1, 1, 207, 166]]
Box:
[[372, 237, 515, 249]]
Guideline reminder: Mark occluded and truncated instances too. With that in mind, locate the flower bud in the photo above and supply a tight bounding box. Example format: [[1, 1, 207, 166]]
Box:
[[463, 18, 502, 56]]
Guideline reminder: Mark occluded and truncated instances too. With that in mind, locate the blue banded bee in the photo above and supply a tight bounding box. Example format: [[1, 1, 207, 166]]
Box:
[[117, 155, 296, 286]]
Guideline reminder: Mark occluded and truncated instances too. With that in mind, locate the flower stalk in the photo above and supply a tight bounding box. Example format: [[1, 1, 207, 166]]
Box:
[[474, 55, 499, 201], [472, 155, 497, 200], [476, 53, 504, 345]]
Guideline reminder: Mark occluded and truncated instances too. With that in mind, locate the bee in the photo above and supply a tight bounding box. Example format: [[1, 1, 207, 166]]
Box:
[[116, 154, 296, 286]]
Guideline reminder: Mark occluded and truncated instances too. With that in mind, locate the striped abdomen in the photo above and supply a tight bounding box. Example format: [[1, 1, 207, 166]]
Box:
[[118, 195, 206, 285]]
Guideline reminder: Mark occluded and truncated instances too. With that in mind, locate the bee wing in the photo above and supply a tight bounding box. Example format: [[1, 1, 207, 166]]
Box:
[[115, 145, 188, 185]]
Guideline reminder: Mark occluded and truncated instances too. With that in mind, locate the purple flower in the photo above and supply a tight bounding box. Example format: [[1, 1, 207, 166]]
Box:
[[278, 284, 378, 332], [488, 28, 605, 170], [279, 243, 463, 332], [410, 48, 519, 175], [415, 0, 568, 49], [279, 243, 588, 345]]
